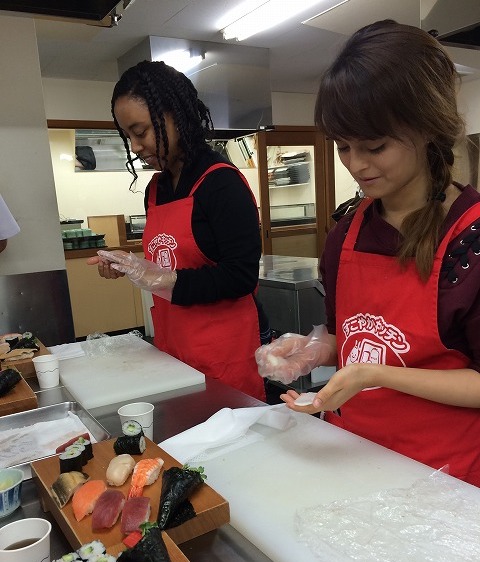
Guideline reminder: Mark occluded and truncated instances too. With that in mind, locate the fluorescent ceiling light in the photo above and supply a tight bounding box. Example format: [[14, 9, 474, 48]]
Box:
[[219, 0, 340, 41], [154, 49, 204, 73]]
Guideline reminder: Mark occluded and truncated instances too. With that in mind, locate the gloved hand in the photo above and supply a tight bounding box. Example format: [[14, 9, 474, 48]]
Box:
[[255, 325, 334, 384], [97, 250, 177, 300]]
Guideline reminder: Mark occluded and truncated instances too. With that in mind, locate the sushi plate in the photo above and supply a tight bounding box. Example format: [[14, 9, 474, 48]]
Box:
[[31, 437, 230, 557]]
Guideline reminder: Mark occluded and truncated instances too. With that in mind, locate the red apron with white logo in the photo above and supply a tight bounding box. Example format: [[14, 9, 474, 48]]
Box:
[[142, 163, 265, 401], [326, 198, 480, 485]]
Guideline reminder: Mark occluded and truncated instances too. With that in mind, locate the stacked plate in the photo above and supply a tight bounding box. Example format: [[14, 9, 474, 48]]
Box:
[[287, 162, 310, 184]]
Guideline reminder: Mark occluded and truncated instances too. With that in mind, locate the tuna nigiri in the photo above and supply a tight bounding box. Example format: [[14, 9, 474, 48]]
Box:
[[120, 496, 151, 535], [128, 457, 164, 499], [72, 479, 107, 522], [91, 489, 125, 532], [106, 454, 135, 486]]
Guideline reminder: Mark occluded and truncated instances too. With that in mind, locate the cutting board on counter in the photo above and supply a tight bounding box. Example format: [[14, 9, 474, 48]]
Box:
[[193, 410, 455, 562], [31, 437, 229, 558], [0, 372, 37, 417], [60, 337, 205, 409]]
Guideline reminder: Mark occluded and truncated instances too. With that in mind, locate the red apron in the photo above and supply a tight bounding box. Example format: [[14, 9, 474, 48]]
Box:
[[327, 198, 480, 486], [142, 163, 265, 401]]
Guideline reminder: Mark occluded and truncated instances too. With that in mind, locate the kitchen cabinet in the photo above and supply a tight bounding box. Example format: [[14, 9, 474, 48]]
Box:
[[65, 251, 144, 338], [228, 126, 335, 258]]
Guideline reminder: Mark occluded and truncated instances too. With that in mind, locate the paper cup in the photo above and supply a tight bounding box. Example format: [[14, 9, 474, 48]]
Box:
[[0, 518, 51, 562], [32, 355, 60, 389], [118, 402, 154, 440]]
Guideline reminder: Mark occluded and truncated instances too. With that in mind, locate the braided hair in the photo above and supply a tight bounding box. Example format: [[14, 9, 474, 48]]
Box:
[[315, 19, 465, 280], [111, 60, 214, 187]]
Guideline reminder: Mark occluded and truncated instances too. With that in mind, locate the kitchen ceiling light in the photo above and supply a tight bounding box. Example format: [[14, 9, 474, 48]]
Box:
[[154, 49, 204, 73], [219, 0, 343, 41]]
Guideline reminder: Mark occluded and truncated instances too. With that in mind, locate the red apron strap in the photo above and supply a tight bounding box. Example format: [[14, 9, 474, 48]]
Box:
[[147, 173, 159, 209], [188, 163, 247, 196]]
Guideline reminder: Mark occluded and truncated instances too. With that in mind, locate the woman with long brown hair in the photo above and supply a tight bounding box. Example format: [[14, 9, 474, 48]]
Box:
[[256, 20, 480, 486]]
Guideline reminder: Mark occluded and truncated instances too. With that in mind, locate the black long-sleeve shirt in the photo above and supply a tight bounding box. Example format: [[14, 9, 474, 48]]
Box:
[[144, 147, 261, 307]]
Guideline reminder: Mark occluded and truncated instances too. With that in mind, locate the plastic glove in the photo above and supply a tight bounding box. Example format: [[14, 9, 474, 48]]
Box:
[[97, 250, 177, 300], [255, 325, 334, 384]]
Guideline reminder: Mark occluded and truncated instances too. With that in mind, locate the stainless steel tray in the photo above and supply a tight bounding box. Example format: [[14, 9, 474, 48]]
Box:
[[0, 401, 110, 479]]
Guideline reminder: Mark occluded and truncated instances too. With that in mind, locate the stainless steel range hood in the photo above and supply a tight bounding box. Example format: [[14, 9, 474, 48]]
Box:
[[118, 36, 273, 130], [422, 0, 480, 50]]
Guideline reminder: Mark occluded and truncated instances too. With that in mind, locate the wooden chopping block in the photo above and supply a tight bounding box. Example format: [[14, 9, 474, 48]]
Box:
[[0, 341, 50, 380], [0, 372, 38, 417]]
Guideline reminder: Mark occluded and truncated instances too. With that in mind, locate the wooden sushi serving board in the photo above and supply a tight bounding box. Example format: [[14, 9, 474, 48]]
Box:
[[31, 437, 230, 558], [0, 373, 38, 417], [0, 340, 50, 380]]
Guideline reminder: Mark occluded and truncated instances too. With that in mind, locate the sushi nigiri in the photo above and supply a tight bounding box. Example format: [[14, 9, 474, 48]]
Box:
[[91, 489, 125, 532], [128, 457, 164, 499], [106, 453, 135, 486], [51, 471, 90, 509], [72, 479, 107, 522], [121, 496, 151, 535]]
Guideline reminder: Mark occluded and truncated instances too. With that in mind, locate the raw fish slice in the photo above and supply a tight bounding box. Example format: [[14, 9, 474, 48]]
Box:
[[121, 496, 151, 535], [72, 479, 107, 522], [51, 471, 90, 509], [91, 489, 126, 532], [106, 454, 135, 486], [128, 457, 164, 499]]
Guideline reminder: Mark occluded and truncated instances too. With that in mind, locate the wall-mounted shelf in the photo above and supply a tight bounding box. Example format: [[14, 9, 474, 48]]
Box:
[[269, 182, 309, 189]]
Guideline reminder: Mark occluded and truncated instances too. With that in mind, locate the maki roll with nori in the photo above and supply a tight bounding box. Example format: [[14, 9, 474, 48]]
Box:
[[114, 434, 146, 455], [0, 367, 21, 397], [52, 553, 82, 562], [65, 443, 87, 466], [59, 448, 84, 473], [77, 539, 106, 560], [117, 524, 171, 562], [122, 420, 144, 437], [157, 465, 206, 530], [74, 436, 93, 461]]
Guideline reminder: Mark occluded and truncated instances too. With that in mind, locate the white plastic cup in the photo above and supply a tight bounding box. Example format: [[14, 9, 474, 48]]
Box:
[[0, 518, 51, 562], [32, 355, 60, 389], [118, 402, 154, 441]]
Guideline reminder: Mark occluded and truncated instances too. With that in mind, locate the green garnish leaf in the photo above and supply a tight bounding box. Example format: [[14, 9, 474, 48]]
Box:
[[182, 464, 207, 480], [139, 521, 158, 536]]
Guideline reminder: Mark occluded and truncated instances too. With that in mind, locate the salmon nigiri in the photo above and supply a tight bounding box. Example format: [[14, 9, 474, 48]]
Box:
[[72, 479, 107, 521], [128, 458, 164, 499]]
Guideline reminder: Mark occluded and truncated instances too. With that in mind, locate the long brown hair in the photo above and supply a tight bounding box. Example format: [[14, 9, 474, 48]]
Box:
[[315, 19, 465, 280]]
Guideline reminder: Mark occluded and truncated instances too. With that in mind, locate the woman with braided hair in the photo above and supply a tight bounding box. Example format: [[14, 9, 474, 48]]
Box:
[[88, 60, 268, 401], [255, 20, 480, 485]]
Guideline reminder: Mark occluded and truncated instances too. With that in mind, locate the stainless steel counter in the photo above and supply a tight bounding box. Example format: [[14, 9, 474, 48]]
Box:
[[259, 255, 323, 291], [1, 380, 273, 562], [258, 255, 327, 392]]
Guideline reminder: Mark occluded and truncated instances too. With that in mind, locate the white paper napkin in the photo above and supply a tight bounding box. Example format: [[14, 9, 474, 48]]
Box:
[[159, 404, 295, 464], [48, 342, 86, 360]]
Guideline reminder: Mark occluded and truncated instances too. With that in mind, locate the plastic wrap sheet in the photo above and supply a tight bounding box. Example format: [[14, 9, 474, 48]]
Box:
[[295, 472, 480, 561], [81, 330, 144, 358]]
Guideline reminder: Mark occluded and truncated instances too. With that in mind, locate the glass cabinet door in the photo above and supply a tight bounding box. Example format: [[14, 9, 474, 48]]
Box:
[[255, 127, 335, 258]]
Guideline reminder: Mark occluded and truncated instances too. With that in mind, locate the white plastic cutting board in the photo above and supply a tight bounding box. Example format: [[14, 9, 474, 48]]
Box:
[[196, 412, 480, 562], [59, 336, 205, 409]]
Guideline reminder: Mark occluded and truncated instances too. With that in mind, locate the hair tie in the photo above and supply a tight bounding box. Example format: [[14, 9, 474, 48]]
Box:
[[434, 191, 446, 202]]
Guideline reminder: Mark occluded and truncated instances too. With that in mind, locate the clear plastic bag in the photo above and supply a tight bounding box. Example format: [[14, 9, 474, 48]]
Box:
[[81, 330, 144, 358]]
